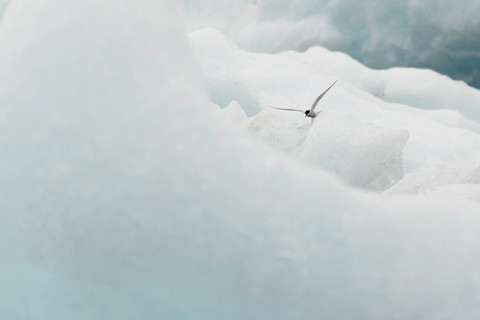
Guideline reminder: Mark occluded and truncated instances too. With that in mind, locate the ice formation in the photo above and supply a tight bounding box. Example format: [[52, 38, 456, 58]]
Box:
[[180, 0, 480, 88], [249, 112, 409, 190], [190, 27, 480, 177], [1, 0, 480, 319]]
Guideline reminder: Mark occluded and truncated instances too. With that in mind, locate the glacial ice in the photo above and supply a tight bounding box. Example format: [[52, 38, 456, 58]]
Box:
[[249, 112, 409, 190], [1, 0, 480, 319], [180, 0, 480, 88], [190, 27, 480, 176]]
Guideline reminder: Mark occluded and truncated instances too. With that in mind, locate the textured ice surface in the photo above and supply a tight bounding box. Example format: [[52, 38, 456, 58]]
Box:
[[190, 28, 480, 175], [300, 115, 408, 190], [2, 0, 480, 319], [250, 112, 409, 190]]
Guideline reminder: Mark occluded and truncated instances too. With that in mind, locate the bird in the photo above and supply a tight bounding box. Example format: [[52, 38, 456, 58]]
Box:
[[267, 80, 337, 124]]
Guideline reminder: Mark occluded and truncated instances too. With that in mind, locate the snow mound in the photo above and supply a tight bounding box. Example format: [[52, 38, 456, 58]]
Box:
[[382, 68, 480, 122]]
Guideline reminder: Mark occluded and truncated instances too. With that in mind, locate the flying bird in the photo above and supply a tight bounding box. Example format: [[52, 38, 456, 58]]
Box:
[[267, 80, 337, 124]]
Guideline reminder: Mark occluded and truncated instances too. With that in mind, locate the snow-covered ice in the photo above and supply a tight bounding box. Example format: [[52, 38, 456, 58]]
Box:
[[190, 27, 480, 180], [1, 0, 480, 319]]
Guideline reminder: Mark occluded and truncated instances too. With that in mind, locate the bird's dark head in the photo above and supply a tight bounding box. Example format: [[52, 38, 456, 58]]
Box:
[[305, 110, 310, 116]]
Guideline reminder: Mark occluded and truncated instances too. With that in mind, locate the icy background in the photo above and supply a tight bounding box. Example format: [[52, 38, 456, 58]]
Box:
[[180, 0, 480, 88], [2, 0, 480, 319]]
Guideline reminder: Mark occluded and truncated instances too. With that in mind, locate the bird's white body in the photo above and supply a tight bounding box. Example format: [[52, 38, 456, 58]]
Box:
[[305, 110, 319, 119]]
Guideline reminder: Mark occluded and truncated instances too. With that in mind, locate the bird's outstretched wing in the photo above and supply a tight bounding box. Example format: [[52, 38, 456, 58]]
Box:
[[266, 105, 304, 113], [310, 80, 337, 112]]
